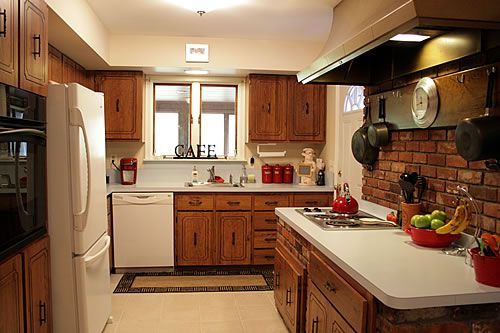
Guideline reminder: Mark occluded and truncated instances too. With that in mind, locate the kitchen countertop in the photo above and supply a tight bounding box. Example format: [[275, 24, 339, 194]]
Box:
[[107, 182, 333, 196], [275, 203, 500, 310]]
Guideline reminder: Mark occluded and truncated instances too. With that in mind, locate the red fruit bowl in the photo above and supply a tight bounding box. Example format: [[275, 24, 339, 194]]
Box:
[[405, 226, 461, 248]]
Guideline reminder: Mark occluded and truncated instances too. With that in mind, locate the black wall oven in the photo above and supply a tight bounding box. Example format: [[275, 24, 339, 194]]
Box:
[[0, 83, 47, 262]]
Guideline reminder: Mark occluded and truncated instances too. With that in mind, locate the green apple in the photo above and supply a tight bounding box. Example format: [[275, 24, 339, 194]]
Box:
[[410, 214, 421, 226], [425, 214, 432, 221], [430, 219, 445, 230], [415, 215, 431, 229], [431, 210, 447, 222]]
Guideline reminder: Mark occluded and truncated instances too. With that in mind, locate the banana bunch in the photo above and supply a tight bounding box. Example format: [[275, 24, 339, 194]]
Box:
[[435, 200, 472, 235]]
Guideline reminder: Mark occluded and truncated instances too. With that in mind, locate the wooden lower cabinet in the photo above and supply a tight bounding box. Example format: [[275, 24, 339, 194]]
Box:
[[306, 280, 354, 333], [0, 235, 51, 333], [176, 211, 214, 265], [0, 254, 24, 333], [274, 240, 306, 333], [217, 212, 251, 265]]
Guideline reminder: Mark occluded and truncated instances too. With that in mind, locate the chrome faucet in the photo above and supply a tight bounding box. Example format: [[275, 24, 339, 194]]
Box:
[[207, 166, 215, 183]]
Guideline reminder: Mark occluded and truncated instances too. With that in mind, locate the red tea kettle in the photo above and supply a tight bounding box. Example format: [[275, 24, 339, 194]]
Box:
[[332, 183, 359, 214]]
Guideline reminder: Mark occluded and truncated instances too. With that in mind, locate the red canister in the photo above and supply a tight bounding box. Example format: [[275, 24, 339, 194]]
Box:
[[283, 164, 294, 183], [273, 165, 283, 183], [262, 164, 273, 183]]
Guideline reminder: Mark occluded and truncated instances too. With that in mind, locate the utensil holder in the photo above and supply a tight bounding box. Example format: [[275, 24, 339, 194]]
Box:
[[401, 202, 421, 231], [469, 248, 500, 287]]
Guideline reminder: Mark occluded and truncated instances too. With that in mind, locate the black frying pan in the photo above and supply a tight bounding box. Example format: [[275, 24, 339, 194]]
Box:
[[367, 96, 389, 147], [351, 100, 379, 165], [456, 67, 500, 161]]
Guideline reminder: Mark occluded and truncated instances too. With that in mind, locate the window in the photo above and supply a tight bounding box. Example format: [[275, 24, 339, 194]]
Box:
[[344, 86, 365, 112], [152, 82, 238, 158]]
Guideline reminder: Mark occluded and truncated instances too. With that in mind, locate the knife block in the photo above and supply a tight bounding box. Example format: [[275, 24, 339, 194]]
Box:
[[401, 202, 421, 231]]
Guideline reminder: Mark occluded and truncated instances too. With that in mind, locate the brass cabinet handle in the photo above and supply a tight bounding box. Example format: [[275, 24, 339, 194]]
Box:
[[188, 200, 202, 206], [265, 201, 278, 205], [33, 34, 41, 58], [264, 218, 277, 223], [39, 300, 46, 325], [0, 9, 6, 37], [324, 281, 336, 293]]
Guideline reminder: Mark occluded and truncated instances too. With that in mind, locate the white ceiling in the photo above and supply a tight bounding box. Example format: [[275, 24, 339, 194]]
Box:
[[85, 0, 336, 42]]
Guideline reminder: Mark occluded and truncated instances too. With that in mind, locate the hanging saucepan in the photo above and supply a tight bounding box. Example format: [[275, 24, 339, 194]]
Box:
[[456, 67, 500, 161], [367, 96, 389, 147], [351, 100, 379, 165]]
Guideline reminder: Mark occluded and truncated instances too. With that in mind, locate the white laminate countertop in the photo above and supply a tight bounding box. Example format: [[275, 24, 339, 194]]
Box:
[[107, 182, 333, 195], [275, 204, 500, 310]]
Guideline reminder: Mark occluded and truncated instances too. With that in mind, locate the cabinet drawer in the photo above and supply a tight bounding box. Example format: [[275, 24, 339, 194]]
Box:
[[254, 231, 277, 248], [293, 193, 331, 207], [254, 194, 290, 210], [176, 194, 214, 210], [216, 195, 252, 210], [253, 249, 275, 264], [309, 251, 367, 333], [253, 212, 278, 230]]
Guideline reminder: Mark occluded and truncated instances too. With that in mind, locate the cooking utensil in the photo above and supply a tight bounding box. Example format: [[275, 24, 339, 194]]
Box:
[[332, 182, 359, 214], [367, 96, 389, 147], [481, 233, 500, 257], [456, 67, 500, 161], [415, 176, 427, 202], [408, 172, 418, 185], [351, 100, 379, 165], [406, 226, 461, 248], [399, 180, 415, 203]]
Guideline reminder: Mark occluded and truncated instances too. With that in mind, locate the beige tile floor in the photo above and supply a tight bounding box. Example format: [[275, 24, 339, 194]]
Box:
[[104, 274, 289, 333]]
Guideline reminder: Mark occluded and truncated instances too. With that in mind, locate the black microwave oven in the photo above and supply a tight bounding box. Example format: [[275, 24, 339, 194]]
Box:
[[0, 83, 47, 262]]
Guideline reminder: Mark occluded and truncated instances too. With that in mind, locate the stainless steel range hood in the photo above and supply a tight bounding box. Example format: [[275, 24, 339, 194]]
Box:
[[297, 0, 500, 85]]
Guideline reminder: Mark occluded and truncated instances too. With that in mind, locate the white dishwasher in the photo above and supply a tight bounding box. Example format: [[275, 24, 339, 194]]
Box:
[[112, 192, 174, 268]]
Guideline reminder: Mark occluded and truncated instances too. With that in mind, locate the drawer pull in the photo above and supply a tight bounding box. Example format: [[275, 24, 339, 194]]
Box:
[[264, 238, 277, 242], [194, 232, 197, 246], [264, 255, 275, 259], [264, 219, 277, 223], [286, 288, 292, 305], [0, 9, 6, 37], [232, 232, 235, 245], [265, 201, 278, 205], [312, 317, 319, 333], [39, 300, 46, 325], [305, 200, 318, 205], [116, 99, 120, 113], [275, 272, 280, 287], [227, 201, 240, 205], [188, 200, 202, 206], [324, 281, 336, 293]]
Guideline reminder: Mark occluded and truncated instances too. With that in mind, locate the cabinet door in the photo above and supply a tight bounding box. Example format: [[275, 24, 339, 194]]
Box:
[[62, 54, 75, 84], [217, 212, 251, 265], [248, 75, 287, 142], [19, 0, 48, 96], [176, 212, 214, 265], [24, 235, 51, 333], [306, 281, 328, 333], [0, 0, 18, 86], [48, 44, 62, 83], [288, 78, 326, 142], [0, 254, 24, 333], [273, 247, 285, 311], [95, 71, 143, 141]]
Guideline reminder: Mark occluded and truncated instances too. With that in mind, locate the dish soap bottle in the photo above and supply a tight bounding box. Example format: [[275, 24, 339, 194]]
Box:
[[191, 166, 199, 183], [240, 165, 248, 184]]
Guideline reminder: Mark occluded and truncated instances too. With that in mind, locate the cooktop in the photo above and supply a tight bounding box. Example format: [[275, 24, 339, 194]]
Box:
[[296, 208, 399, 231]]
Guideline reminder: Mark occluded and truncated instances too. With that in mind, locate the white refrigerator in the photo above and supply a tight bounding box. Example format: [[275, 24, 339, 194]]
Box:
[[47, 83, 111, 333]]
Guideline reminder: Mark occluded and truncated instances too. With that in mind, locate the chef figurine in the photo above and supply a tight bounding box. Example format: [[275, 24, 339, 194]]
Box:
[[298, 148, 317, 185]]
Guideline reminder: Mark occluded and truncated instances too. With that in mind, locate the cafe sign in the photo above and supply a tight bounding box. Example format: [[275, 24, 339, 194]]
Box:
[[174, 144, 217, 159]]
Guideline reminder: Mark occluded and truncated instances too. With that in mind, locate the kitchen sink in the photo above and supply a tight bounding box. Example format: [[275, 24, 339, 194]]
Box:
[[184, 182, 244, 188]]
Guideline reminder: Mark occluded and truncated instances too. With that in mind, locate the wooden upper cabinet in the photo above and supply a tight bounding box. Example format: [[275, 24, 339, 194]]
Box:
[[19, 0, 48, 96], [288, 77, 326, 142], [248, 74, 288, 142], [62, 54, 76, 84], [95, 71, 144, 141], [48, 45, 62, 84], [0, 0, 18, 86]]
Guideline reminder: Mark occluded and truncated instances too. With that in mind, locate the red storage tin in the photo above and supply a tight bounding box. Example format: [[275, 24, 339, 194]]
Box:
[[273, 165, 283, 183], [470, 247, 500, 287], [261, 164, 273, 183], [283, 164, 293, 183]]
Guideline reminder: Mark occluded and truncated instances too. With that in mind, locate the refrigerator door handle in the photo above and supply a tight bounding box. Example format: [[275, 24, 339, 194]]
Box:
[[70, 107, 92, 231], [84, 235, 110, 266]]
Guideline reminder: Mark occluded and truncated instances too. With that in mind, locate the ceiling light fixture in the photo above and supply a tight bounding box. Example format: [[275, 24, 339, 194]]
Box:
[[390, 34, 431, 42], [185, 69, 209, 75], [165, 0, 247, 16]]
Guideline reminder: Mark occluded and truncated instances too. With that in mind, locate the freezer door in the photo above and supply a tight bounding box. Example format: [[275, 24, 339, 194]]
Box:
[[67, 84, 108, 255], [74, 234, 111, 333]]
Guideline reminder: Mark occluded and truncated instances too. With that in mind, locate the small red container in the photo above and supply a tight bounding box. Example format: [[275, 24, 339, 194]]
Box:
[[470, 247, 500, 287], [405, 226, 461, 248], [283, 165, 294, 183], [273, 165, 283, 183], [120, 158, 137, 185], [261, 164, 273, 183]]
